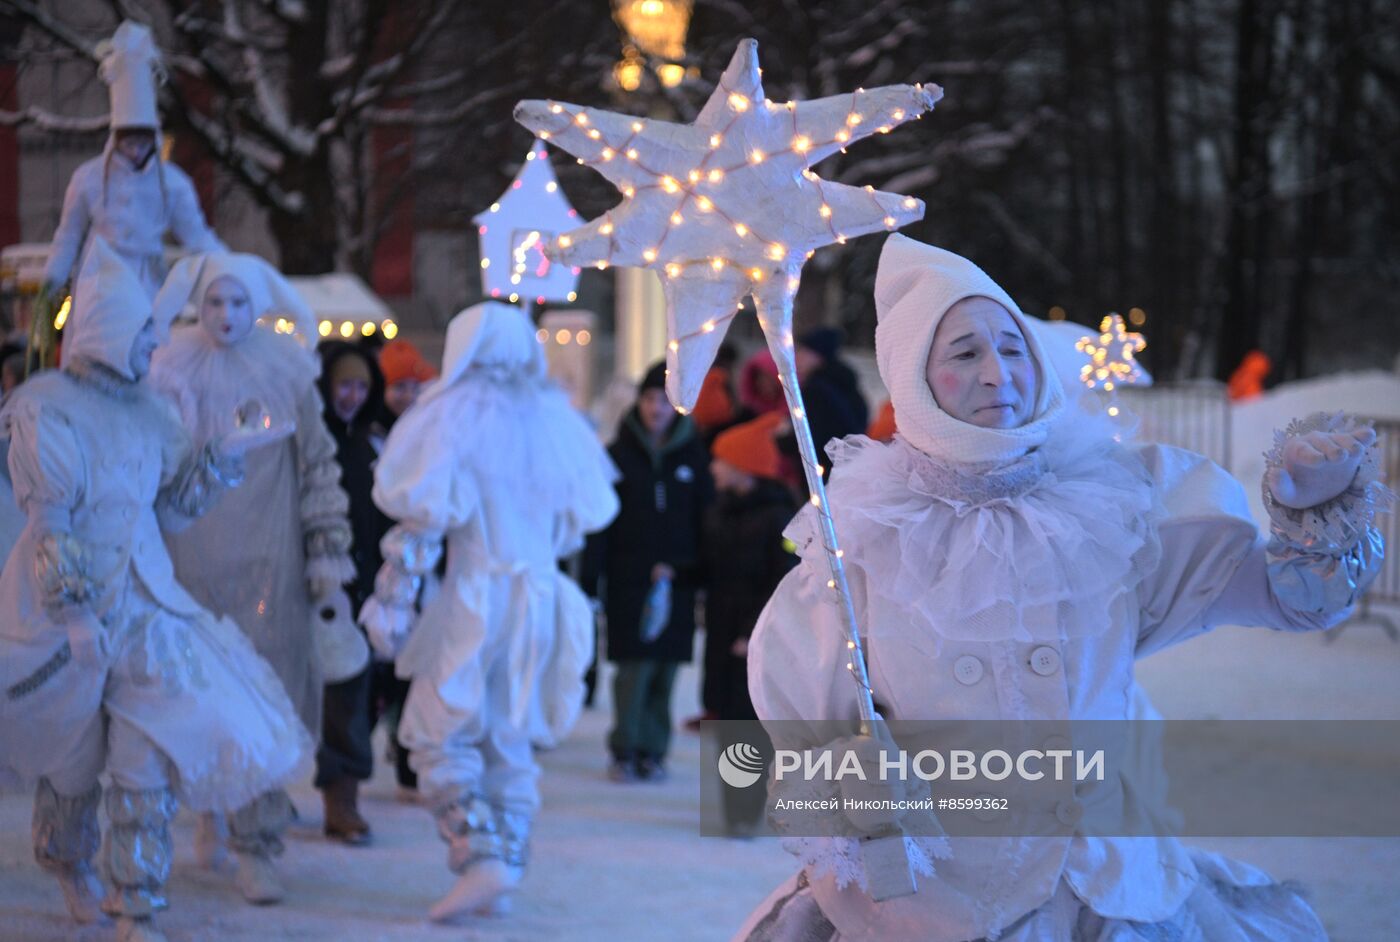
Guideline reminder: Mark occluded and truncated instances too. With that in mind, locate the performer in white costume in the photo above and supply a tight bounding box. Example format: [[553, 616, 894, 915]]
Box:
[[147, 252, 357, 891], [150, 252, 355, 733], [738, 234, 1389, 942], [42, 22, 224, 300], [361, 301, 619, 921], [0, 238, 308, 942]]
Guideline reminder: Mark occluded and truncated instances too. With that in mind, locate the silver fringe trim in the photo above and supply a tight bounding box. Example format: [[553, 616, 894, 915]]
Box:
[[434, 793, 530, 872], [32, 777, 101, 873], [225, 788, 293, 858], [101, 785, 177, 917]]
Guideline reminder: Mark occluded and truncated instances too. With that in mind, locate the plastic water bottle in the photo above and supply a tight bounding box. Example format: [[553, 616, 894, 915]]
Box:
[[640, 575, 672, 644]]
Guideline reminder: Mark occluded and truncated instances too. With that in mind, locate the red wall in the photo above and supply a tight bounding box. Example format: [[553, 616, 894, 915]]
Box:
[[0, 63, 20, 247]]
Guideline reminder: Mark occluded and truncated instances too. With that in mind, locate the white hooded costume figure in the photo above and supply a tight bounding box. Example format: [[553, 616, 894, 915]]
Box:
[[361, 301, 619, 920], [737, 234, 1389, 942], [149, 252, 356, 732], [42, 22, 224, 299], [0, 238, 308, 942]]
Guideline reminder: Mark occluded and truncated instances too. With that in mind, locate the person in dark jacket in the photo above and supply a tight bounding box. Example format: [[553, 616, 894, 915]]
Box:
[[792, 328, 869, 475], [314, 341, 411, 842], [701, 411, 799, 833], [584, 361, 713, 782]]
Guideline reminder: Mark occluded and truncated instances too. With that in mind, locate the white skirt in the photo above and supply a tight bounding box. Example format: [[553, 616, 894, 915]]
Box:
[[0, 576, 310, 811]]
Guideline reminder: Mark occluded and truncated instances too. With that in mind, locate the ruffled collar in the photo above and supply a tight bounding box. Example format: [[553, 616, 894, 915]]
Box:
[[792, 425, 1163, 648], [897, 437, 1047, 506]]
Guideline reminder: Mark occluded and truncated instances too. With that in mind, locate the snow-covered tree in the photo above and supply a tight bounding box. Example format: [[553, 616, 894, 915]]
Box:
[[1, 0, 617, 277]]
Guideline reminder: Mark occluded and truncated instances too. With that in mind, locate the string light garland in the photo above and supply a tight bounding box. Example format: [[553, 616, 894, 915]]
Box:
[[514, 38, 942, 744]]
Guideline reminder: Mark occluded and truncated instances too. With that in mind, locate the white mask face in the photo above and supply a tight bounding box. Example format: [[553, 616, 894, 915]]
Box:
[[128, 317, 158, 378], [925, 297, 1039, 429], [198, 275, 255, 346]]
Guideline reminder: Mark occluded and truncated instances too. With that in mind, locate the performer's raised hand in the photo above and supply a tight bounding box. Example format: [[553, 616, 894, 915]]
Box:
[[1267, 424, 1375, 509]]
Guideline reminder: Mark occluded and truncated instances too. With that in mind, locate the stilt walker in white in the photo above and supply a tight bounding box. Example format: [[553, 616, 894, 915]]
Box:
[[0, 238, 309, 942], [361, 301, 619, 921], [42, 22, 224, 301], [147, 251, 359, 901]]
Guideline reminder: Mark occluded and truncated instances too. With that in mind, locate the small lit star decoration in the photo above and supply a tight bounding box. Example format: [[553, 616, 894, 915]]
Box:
[[1075, 312, 1147, 424], [515, 39, 942, 740], [474, 142, 584, 309]]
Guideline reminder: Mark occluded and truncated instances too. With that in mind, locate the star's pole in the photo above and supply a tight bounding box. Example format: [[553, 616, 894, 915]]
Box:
[[754, 278, 918, 902], [752, 278, 876, 730]]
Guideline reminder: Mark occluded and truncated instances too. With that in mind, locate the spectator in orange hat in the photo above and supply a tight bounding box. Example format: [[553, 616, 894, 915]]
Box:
[[867, 397, 897, 442], [690, 344, 739, 442], [1228, 349, 1271, 401], [699, 412, 798, 833], [379, 338, 438, 423]]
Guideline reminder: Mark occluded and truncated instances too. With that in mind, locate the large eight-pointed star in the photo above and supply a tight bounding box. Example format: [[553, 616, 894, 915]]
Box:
[[514, 39, 942, 409]]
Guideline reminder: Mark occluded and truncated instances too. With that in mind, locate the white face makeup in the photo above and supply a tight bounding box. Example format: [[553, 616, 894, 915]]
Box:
[[128, 317, 159, 378], [924, 297, 1038, 429], [199, 275, 255, 346]]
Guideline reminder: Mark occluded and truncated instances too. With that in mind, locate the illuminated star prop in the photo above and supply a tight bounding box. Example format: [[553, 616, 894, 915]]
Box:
[[514, 38, 941, 408], [516, 40, 943, 901], [1075, 313, 1149, 392]]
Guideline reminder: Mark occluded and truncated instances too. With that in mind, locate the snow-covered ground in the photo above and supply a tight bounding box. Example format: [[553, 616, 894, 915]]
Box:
[[2, 618, 1398, 941]]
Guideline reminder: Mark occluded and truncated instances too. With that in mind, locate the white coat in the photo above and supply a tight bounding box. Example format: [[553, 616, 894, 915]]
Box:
[[748, 420, 1378, 942]]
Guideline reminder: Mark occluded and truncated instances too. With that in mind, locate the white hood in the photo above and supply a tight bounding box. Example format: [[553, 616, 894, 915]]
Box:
[[417, 301, 545, 408], [873, 234, 1065, 466], [154, 251, 318, 344]]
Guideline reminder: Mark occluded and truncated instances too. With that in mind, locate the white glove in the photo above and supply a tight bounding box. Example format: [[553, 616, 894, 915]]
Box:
[[359, 596, 413, 661], [1267, 425, 1376, 509], [834, 733, 914, 834], [217, 420, 295, 460]]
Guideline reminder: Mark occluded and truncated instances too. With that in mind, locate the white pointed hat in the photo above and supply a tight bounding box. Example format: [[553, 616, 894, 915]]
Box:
[[65, 237, 152, 380], [97, 21, 163, 130]]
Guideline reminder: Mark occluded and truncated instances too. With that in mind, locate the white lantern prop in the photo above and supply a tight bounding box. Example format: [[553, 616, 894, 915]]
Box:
[[474, 143, 584, 314]]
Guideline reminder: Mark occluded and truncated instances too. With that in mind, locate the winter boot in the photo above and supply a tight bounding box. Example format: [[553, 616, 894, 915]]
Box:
[[115, 915, 169, 942], [233, 850, 284, 905], [193, 812, 229, 870], [321, 777, 371, 845]]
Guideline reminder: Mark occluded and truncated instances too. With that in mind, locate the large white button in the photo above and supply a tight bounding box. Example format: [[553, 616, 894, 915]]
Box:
[[1029, 646, 1060, 676], [953, 655, 984, 686], [1055, 799, 1084, 827]]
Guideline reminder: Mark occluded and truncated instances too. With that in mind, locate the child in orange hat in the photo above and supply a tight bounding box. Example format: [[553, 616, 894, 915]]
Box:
[[701, 411, 798, 835], [379, 338, 438, 422]]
